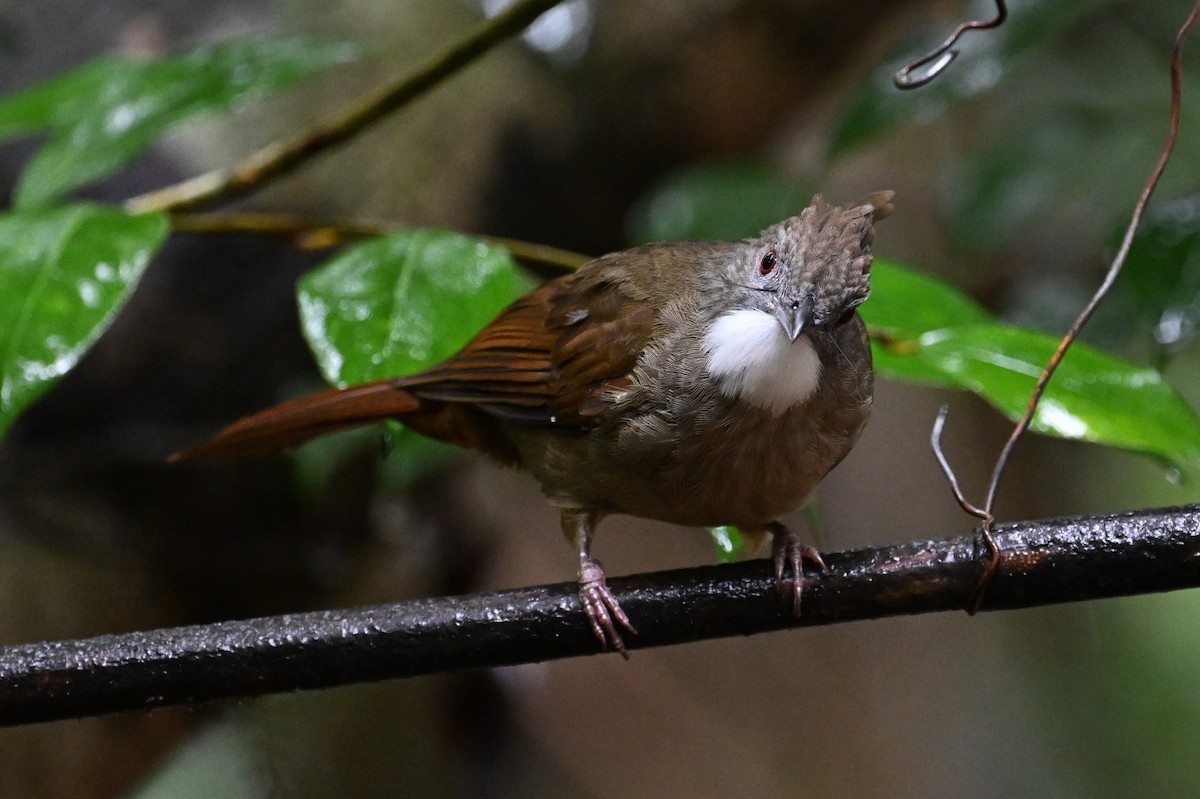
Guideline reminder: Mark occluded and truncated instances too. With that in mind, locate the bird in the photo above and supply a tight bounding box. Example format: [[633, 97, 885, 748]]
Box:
[[172, 190, 894, 655]]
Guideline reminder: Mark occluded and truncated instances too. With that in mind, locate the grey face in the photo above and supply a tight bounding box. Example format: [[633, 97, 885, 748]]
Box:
[[725, 196, 877, 341]]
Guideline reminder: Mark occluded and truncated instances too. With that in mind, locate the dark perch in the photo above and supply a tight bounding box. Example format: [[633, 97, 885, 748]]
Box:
[[1, 504, 1197, 727]]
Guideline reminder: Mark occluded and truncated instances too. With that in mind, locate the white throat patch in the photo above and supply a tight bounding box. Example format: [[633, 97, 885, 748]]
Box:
[[703, 308, 822, 416]]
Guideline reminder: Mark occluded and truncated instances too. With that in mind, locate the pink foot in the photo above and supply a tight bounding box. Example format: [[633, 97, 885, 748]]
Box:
[[770, 523, 828, 615], [579, 558, 637, 657]]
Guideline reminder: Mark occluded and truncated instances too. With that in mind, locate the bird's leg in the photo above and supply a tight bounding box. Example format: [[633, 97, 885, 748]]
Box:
[[561, 508, 636, 656], [767, 520, 828, 615]]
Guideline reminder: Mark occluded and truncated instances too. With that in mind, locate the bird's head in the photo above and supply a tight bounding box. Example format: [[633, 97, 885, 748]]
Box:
[[703, 191, 893, 416], [726, 190, 893, 342]]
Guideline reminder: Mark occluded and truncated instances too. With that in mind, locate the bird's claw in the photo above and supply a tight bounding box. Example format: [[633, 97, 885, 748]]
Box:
[[771, 525, 827, 615], [579, 558, 636, 658]]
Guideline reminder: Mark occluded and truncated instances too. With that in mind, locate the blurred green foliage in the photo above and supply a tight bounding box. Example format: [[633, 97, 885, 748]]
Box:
[[627, 160, 813, 245], [1113, 191, 1200, 360], [0, 39, 362, 208]]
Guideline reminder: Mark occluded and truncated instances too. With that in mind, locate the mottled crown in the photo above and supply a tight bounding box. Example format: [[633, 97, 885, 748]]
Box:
[[769, 190, 893, 324]]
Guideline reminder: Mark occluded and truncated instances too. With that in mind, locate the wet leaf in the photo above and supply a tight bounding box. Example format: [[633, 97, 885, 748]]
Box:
[[862, 261, 1200, 464], [0, 38, 363, 208], [0, 205, 168, 439], [862, 259, 992, 386], [297, 229, 530, 387], [915, 324, 1200, 465]]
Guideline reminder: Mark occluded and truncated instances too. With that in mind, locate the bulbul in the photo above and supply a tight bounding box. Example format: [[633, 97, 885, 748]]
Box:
[[173, 191, 893, 654]]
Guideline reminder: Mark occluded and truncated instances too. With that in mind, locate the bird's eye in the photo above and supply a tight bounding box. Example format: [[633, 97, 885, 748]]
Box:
[[759, 250, 778, 275]]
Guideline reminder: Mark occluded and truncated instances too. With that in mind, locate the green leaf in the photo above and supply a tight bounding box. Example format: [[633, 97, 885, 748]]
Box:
[[626, 160, 813, 244], [0, 39, 363, 208], [861, 259, 992, 386], [0, 204, 168, 439], [863, 259, 992, 337], [914, 324, 1200, 465], [862, 261, 1200, 464], [708, 526, 747, 565], [297, 229, 530, 387]]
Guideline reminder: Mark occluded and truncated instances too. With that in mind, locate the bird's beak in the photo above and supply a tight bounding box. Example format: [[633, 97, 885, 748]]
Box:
[[774, 296, 813, 342]]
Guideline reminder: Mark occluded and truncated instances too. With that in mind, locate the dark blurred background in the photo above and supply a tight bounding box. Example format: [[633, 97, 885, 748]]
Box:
[[2, 1, 1199, 797]]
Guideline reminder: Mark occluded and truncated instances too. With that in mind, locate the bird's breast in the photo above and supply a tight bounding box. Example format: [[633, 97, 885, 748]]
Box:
[[590, 397, 866, 528], [702, 309, 822, 417]]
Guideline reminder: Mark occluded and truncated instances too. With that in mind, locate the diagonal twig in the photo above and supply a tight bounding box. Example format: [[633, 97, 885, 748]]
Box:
[[126, 0, 567, 215], [169, 210, 590, 272]]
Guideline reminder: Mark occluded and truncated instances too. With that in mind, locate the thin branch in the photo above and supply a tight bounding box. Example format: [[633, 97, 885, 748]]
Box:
[[125, 0, 567, 214], [170, 210, 591, 272], [2, 503, 1198, 727], [170, 210, 388, 242]]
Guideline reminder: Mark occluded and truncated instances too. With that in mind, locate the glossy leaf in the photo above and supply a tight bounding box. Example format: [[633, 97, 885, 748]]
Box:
[[297, 229, 529, 387], [864, 259, 992, 333], [861, 259, 992, 386], [626, 161, 813, 244], [0, 205, 168, 439], [862, 261, 1200, 464], [0, 39, 363, 208], [915, 324, 1200, 465]]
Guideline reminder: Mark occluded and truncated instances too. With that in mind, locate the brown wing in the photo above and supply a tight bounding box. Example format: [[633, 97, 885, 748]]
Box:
[[172, 264, 657, 466], [397, 265, 655, 429]]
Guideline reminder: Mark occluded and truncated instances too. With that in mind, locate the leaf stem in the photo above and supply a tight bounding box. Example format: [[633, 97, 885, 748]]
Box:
[[170, 210, 590, 272]]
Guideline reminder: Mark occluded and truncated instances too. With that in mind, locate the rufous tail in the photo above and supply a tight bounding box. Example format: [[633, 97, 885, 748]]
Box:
[[170, 380, 420, 461]]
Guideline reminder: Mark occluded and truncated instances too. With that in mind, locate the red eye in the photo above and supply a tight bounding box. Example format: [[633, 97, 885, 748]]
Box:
[[759, 250, 777, 275]]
